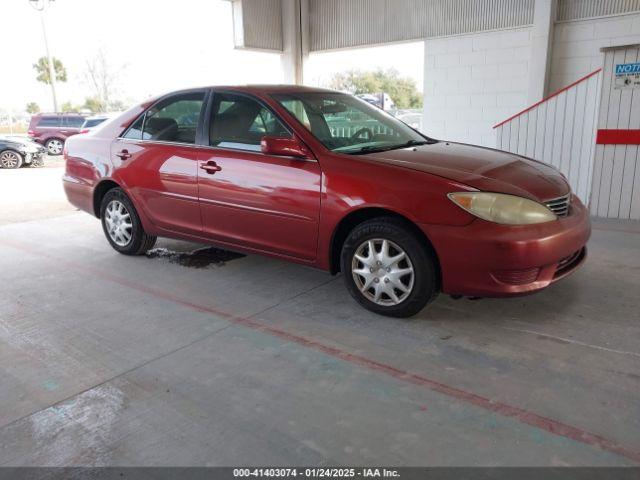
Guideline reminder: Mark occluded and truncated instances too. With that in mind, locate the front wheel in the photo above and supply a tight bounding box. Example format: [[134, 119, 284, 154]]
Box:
[[0, 150, 23, 169], [100, 188, 157, 255], [340, 217, 439, 318]]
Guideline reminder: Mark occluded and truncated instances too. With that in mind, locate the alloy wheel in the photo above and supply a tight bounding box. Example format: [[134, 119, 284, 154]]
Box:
[[47, 139, 63, 155], [0, 151, 21, 168], [351, 238, 415, 306], [104, 200, 133, 247]]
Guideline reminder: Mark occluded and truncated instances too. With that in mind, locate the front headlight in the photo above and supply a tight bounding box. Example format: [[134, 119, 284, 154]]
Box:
[[448, 192, 557, 225]]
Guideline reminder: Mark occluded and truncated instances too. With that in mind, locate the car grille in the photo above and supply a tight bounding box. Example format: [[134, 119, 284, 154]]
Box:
[[554, 247, 586, 278], [545, 194, 571, 217]]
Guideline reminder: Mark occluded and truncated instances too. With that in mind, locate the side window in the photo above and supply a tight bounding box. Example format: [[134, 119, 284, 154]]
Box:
[[64, 116, 85, 128], [280, 99, 311, 129], [209, 93, 290, 151], [39, 116, 61, 127], [123, 92, 205, 144]]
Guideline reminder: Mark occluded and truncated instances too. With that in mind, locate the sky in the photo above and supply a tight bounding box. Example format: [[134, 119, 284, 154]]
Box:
[[0, 0, 423, 114]]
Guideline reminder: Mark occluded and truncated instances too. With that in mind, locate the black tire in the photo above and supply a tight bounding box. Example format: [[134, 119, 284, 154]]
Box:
[[340, 217, 439, 318], [0, 150, 23, 169], [100, 188, 157, 255], [45, 138, 64, 156]]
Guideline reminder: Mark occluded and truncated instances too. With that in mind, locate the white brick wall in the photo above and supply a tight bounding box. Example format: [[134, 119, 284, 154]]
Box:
[[550, 13, 640, 92], [423, 28, 533, 147]]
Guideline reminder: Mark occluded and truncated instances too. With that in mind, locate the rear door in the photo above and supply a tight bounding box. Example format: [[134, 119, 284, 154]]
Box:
[[111, 90, 207, 236], [197, 91, 322, 261]]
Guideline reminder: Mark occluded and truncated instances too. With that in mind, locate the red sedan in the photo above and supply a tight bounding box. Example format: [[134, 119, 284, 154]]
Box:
[[62, 86, 590, 317]]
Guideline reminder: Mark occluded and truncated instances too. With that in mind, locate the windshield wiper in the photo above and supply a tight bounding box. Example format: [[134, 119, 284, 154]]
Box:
[[348, 139, 434, 155]]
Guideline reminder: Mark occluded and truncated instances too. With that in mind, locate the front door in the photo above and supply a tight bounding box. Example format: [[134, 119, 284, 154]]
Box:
[[112, 91, 207, 236], [198, 92, 322, 261]]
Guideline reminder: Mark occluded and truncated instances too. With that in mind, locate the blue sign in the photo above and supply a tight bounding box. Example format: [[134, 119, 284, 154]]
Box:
[[615, 63, 640, 75]]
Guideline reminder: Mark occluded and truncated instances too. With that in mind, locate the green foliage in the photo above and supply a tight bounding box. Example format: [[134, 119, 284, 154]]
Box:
[[329, 68, 423, 109], [60, 101, 78, 113], [83, 97, 105, 114], [33, 57, 67, 85], [26, 102, 40, 114]]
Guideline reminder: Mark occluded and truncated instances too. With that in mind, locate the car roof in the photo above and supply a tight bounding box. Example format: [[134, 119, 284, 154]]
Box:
[[33, 112, 86, 117], [214, 85, 338, 94], [165, 84, 340, 96]]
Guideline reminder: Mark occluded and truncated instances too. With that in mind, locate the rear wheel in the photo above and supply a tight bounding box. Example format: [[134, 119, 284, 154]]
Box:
[[45, 138, 64, 155], [0, 150, 23, 169], [100, 188, 156, 255], [340, 217, 439, 318]]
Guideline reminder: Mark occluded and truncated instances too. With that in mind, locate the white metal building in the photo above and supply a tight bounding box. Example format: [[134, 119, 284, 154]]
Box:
[[228, 0, 640, 218]]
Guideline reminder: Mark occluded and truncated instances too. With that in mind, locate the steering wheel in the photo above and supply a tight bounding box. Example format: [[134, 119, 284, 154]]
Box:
[[350, 127, 374, 141]]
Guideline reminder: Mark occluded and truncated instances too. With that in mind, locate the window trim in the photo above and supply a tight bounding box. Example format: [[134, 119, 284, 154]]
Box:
[[118, 88, 210, 146]]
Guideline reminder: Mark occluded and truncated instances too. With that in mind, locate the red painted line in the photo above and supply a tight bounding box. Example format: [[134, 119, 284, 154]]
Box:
[[493, 69, 602, 129], [2, 238, 639, 464], [596, 129, 640, 145]]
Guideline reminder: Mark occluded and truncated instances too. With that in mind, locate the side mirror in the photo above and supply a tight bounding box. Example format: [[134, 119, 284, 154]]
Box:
[[260, 136, 313, 159]]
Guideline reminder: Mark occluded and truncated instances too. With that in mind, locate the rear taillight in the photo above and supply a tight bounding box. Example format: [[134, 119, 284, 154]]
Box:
[[79, 128, 90, 134], [27, 130, 35, 136]]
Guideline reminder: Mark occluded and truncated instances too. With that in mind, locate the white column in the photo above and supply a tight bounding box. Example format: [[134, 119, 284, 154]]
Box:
[[281, 0, 309, 85], [528, 0, 556, 104]]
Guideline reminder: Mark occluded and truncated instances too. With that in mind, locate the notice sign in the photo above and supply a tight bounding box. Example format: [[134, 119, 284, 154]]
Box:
[[615, 62, 640, 89]]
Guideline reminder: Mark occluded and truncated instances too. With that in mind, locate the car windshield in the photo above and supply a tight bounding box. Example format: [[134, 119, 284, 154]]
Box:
[[273, 92, 433, 154]]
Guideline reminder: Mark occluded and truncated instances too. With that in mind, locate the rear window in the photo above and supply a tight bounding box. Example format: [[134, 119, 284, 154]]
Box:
[[83, 118, 106, 128], [38, 116, 61, 127]]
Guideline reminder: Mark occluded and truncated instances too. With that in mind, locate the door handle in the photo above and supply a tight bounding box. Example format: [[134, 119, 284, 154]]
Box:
[[200, 161, 222, 174], [116, 149, 132, 160]]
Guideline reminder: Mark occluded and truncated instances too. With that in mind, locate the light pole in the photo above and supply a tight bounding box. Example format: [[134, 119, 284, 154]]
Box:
[[29, 0, 58, 112]]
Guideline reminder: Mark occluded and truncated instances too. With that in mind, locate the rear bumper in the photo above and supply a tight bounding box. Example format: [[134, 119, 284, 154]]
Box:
[[420, 196, 591, 297]]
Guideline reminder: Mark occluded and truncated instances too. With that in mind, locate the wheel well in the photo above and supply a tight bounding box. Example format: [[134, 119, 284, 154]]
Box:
[[93, 180, 120, 217], [329, 208, 441, 282]]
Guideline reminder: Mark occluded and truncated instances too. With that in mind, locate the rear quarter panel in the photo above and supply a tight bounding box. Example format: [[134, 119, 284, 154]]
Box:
[[62, 102, 152, 219]]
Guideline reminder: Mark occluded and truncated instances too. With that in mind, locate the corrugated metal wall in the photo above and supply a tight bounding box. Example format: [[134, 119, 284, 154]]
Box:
[[556, 0, 640, 22], [308, 0, 534, 51], [495, 70, 601, 203], [590, 45, 640, 219], [233, 0, 284, 51]]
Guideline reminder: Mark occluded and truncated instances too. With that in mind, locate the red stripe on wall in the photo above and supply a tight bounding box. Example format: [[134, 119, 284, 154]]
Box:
[[493, 68, 602, 129], [596, 129, 640, 145]]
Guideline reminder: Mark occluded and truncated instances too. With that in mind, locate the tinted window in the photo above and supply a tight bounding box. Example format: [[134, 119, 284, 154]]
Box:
[[274, 92, 425, 154], [64, 116, 85, 128], [123, 92, 205, 144], [38, 116, 61, 127], [209, 93, 290, 151], [83, 118, 106, 128]]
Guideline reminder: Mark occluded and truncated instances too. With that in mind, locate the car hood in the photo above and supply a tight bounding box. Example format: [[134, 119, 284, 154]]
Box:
[[363, 141, 569, 201], [0, 137, 42, 150]]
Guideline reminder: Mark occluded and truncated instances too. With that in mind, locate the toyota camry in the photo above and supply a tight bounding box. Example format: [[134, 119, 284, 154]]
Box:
[[62, 85, 590, 317]]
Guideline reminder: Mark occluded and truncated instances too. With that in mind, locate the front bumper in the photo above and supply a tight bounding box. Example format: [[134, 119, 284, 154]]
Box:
[[420, 196, 591, 297], [20, 149, 45, 164]]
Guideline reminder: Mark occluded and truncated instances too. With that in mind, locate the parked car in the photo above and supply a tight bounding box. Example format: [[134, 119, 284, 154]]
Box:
[[28, 113, 86, 155], [356, 92, 396, 111], [62, 86, 590, 317], [79, 114, 115, 134], [0, 135, 46, 169]]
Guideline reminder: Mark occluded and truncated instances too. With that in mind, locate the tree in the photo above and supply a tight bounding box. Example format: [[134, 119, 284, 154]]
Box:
[[84, 49, 126, 111], [26, 102, 40, 114], [329, 68, 423, 109], [60, 101, 78, 113], [82, 97, 105, 114], [33, 56, 67, 84]]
